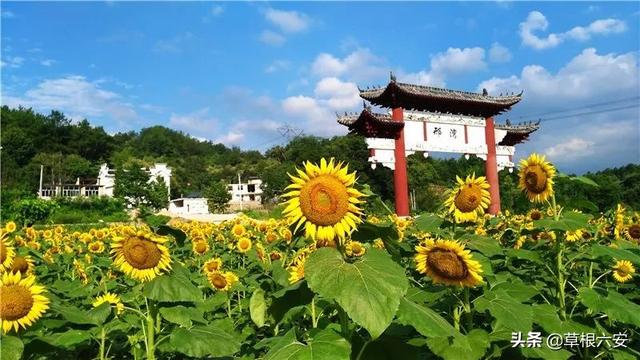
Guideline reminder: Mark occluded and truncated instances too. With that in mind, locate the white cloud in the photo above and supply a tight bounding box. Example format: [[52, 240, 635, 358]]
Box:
[[40, 59, 56, 66], [519, 11, 627, 50], [214, 131, 244, 145], [259, 30, 286, 46], [545, 137, 595, 160], [154, 32, 193, 53], [169, 107, 218, 134], [265, 60, 291, 73], [314, 77, 361, 111], [1, 56, 24, 68], [281, 95, 341, 136], [3, 75, 138, 122], [211, 5, 224, 16], [400, 47, 486, 87], [310, 48, 386, 82], [478, 48, 638, 101], [489, 42, 512, 63], [264, 8, 310, 33]]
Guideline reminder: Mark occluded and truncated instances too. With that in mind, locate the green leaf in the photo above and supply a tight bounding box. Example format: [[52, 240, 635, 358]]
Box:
[[143, 263, 201, 302], [40, 330, 92, 349], [169, 322, 241, 358], [491, 281, 538, 302], [572, 176, 599, 187], [534, 211, 591, 231], [352, 222, 406, 263], [87, 303, 112, 325], [426, 329, 490, 360], [305, 248, 409, 339], [578, 288, 640, 327], [270, 281, 315, 325], [414, 213, 443, 233], [250, 288, 267, 327], [396, 296, 455, 338], [463, 235, 503, 258], [0, 336, 23, 360], [474, 290, 533, 332], [159, 305, 206, 328], [505, 249, 543, 264], [590, 245, 640, 266], [155, 224, 187, 246], [521, 346, 573, 360], [264, 327, 351, 360], [531, 304, 594, 334], [52, 303, 102, 325]]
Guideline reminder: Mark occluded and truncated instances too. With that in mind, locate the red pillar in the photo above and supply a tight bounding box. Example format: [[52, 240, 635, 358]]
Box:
[[392, 107, 410, 216], [484, 117, 501, 215]]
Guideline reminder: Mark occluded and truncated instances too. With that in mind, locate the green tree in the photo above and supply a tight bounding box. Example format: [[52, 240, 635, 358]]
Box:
[[205, 180, 232, 213]]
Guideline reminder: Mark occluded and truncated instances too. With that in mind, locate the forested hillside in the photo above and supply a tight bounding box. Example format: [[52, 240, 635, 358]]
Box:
[[2, 106, 639, 214]]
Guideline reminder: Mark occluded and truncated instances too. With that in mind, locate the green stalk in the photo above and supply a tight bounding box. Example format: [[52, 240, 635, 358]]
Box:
[[226, 292, 232, 318], [463, 288, 472, 332], [310, 297, 317, 328], [99, 327, 106, 360], [355, 340, 370, 360], [453, 306, 461, 332], [145, 298, 157, 360], [551, 195, 567, 321]]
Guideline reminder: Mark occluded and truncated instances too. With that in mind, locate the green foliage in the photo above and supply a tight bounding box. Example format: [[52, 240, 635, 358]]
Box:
[[12, 198, 58, 226], [304, 248, 409, 339], [263, 327, 351, 360], [205, 180, 232, 213], [114, 160, 168, 211]]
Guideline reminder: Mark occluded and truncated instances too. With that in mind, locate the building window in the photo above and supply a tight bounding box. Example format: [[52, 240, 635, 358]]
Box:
[[85, 186, 99, 197], [62, 186, 80, 197]]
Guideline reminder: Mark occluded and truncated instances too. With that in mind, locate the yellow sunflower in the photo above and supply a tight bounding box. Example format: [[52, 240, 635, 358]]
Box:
[[281, 158, 365, 244], [0, 272, 49, 333], [288, 259, 306, 284], [565, 229, 584, 243], [192, 240, 209, 256], [518, 153, 556, 203], [88, 241, 105, 254], [265, 231, 278, 244], [527, 209, 544, 221], [93, 292, 124, 315], [5, 222, 17, 233], [414, 239, 483, 287], [231, 224, 246, 238], [444, 174, 491, 223], [514, 235, 527, 250], [345, 241, 366, 257], [612, 260, 635, 283], [207, 271, 239, 291], [624, 224, 640, 243], [1, 235, 16, 273], [202, 258, 223, 273], [269, 251, 282, 261], [110, 231, 172, 282], [9, 255, 35, 276], [237, 237, 252, 253]]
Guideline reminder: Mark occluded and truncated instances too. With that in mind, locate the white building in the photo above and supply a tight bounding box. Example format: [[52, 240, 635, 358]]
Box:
[[228, 178, 263, 210], [168, 197, 209, 215], [38, 163, 171, 199]]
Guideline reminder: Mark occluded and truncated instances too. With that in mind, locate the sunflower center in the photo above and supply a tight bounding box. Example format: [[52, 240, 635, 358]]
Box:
[[0, 242, 6, 263], [11, 256, 29, 274], [530, 211, 542, 221], [427, 249, 468, 280], [299, 175, 349, 226], [628, 224, 640, 240], [0, 284, 34, 321], [524, 165, 548, 194], [211, 274, 227, 289], [122, 237, 162, 270], [454, 184, 482, 213], [195, 242, 207, 253]]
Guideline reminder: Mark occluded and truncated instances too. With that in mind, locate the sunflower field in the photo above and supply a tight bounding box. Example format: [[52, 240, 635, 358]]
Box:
[[1, 155, 639, 360]]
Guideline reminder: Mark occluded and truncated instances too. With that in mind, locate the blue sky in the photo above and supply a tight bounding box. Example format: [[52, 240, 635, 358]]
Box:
[[2, 1, 639, 173]]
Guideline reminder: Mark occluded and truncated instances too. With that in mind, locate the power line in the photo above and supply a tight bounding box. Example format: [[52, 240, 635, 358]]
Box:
[[516, 96, 639, 119], [530, 103, 639, 123]]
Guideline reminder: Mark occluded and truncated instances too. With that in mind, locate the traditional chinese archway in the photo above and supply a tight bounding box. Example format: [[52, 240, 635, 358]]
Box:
[[337, 73, 539, 216]]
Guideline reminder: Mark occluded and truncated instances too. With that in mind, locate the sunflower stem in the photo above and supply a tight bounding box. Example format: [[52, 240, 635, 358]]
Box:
[[99, 327, 107, 360], [310, 296, 317, 328], [226, 293, 232, 318], [356, 340, 370, 360], [556, 239, 567, 321], [463, 288, 472, 333], [145, 298, 157, 360]]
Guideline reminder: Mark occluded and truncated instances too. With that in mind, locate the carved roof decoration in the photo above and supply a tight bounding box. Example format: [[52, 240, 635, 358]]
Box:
[[358, 72, 523, 117], [336, 106, 403, 139], [496, 120, 540, 146]]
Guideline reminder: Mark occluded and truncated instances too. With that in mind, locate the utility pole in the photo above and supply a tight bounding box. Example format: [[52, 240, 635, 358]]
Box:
[[237, 172, 243, 211]]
